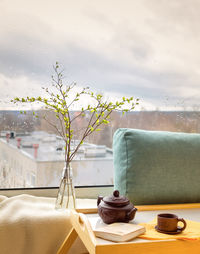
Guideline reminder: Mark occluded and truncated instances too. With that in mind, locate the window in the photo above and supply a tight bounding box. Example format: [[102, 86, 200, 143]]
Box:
[[0, 1, 199, 195]]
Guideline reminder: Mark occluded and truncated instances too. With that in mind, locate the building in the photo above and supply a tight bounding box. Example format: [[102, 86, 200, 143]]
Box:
[[0, 131, 113, 188]]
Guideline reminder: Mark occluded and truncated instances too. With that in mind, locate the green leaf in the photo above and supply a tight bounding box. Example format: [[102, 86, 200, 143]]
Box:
[[11, 62, 139, 159], [102, 119, 109, 124], [97, 94, 102, 100]]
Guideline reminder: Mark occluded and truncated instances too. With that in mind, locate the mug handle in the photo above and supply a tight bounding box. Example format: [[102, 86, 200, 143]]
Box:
[[178, 218, 187, 231]]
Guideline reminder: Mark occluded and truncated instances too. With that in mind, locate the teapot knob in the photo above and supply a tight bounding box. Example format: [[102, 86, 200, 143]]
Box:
[[113, 190, 119, 197]]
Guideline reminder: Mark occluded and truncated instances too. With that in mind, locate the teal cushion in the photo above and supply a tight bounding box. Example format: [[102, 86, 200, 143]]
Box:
[[113, 128, 200, 205]]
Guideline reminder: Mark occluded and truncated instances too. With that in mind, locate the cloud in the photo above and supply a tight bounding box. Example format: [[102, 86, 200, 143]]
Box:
[[1, 0, 200, 110], [0, 73, 42, 109]]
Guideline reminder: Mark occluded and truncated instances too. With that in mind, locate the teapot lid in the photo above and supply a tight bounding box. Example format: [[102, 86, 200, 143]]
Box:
[[103, 190, 130, 207]]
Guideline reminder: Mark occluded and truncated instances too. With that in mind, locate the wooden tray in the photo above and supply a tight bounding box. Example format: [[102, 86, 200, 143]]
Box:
[[57, 203, 200, 254]]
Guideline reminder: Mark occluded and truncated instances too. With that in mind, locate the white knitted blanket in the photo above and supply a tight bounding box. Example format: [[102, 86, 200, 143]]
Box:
[[0, 194, 86, 254]]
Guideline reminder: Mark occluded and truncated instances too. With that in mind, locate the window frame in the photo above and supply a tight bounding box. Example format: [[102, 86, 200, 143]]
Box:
[[0, 185, 114, 198]]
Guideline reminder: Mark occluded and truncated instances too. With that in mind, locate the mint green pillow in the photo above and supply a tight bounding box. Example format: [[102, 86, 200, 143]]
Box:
[[113, 128, 200, 205]]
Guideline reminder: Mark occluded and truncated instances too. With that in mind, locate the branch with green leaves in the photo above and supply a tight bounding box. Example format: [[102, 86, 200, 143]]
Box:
[[11, 62, 139, 166]]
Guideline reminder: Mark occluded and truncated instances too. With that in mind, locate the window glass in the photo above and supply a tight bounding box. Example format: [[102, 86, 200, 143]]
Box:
[[0, 1, 199, 189]]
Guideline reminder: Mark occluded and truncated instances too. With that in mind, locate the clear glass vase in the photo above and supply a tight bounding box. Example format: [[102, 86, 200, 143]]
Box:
[[55, 164, 76, 210]]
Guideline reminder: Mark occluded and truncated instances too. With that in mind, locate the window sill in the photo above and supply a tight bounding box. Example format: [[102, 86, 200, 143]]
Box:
[[0, 185, 114, 199]]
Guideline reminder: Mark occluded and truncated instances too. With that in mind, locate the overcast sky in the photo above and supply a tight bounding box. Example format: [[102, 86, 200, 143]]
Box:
[[1, 0, 200, 110]]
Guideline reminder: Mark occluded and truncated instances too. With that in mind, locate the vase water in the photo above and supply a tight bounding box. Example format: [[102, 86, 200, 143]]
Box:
[[55, 164, 76, 210]]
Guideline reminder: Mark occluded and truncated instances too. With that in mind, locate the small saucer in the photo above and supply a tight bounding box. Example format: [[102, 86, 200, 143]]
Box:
[[155, 226, 182, 235]]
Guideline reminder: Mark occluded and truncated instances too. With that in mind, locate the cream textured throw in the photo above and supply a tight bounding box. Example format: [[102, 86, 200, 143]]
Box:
[[0, 194, 87, 254]]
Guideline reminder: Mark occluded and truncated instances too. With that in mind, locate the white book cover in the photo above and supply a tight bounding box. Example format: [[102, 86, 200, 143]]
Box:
[[92, 221, 145, 242]]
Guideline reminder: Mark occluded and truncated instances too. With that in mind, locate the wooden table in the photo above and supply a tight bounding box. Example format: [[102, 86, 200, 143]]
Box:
[[57, 203, 200, 254]]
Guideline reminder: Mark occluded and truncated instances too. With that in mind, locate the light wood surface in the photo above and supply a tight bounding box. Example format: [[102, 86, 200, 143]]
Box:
[[136, 203, 200, 211], [95, 240, 200, 254], [58, 203, 200, 254], [76, 199, 200, 213], [57, 228, 78, 254], [70, 211, 97, 254]]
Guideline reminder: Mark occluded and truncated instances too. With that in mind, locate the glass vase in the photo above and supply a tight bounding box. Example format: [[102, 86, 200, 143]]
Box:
[[55, 163, 76, 210]]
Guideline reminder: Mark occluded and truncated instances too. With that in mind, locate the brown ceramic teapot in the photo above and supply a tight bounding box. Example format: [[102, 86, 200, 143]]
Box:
[[97, 190, 137, 224]]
